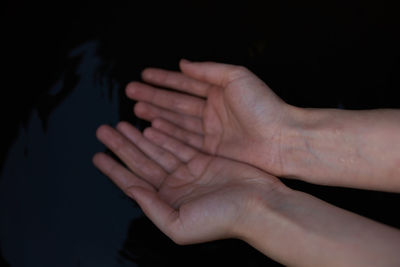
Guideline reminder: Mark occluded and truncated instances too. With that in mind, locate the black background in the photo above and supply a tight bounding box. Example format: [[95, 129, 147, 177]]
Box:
[[2, 1, 400, 266]]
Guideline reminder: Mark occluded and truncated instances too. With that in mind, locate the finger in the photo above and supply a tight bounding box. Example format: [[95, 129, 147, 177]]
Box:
[[127, 186, 186, 244], [96, 125, 166, 188], [143, 127, 197, 163], [180, 59, 249, 88], [116, 121, 181, 173], [141, 68, 210, 97], [126, 82, 205, 117], [134, 102, 204, 135], [92, 152, 154, 193], [152, 118, 203, 150]]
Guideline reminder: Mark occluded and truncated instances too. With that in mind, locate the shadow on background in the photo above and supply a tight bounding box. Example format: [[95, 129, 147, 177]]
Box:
[[2, 1, 400, 266]]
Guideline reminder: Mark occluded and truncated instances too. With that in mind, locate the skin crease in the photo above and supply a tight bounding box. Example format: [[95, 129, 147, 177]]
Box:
[[126, 60, 294, 177], [93, 60, 400, 266], [93, 121, 400, 266], [126, 60, 400, 191], [93, 123, 285, 245]]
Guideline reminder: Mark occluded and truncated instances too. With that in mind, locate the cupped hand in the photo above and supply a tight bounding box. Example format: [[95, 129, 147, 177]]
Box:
[[93, 122, 284, 245], [125, 60, 297, 177]]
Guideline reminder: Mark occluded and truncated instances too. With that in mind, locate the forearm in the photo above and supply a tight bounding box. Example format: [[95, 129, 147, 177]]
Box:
[[282, 108, 400, 191], [238, 186, 400, 266]]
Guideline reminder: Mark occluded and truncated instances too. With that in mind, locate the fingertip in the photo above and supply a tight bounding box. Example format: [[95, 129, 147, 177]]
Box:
[[180, 58, 191, 64], [116, 121, 129, 132], [125, 83, 132, 96], [117, 121, 143, 143], [143, 127, 158, 140], [143, 127, 152, 137], [141, 68, 153, 80], [179, 59, 192, 70], [151, 118, 163, 129], [126, 81, 141, 97], [96, 124, 111, 140], [134, 102, 147, 116], [92, 152, 105, 166]]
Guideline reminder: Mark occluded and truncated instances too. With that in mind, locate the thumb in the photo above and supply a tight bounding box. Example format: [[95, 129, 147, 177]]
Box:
[[128, 186, 187, 244], [179, 59, 250, 87]]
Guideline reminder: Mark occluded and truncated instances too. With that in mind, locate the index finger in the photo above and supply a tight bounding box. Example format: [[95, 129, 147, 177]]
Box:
[[126, 82, 205, 118], [96, 125, 167, 188], [141, 68, 210, 98]]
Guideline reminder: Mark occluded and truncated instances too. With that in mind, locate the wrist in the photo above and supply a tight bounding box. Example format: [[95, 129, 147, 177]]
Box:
[[277, 106, 342, 181], [235, 184, 324, 266], [231, 180, 296, 264], [276, 105, 314, 178], [237, 183, 400, 266]]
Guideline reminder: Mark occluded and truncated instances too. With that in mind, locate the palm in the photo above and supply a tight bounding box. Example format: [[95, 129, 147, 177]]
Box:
[[157, 153, 276, 242], [203, 74, 286, 162], [127, 61, 292, 175], [93, 122, 281, 244], [158, 154, 230, 207]]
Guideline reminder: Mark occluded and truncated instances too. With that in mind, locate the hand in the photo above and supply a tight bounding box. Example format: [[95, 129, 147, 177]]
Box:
[[126, 60, 298, 177], [93, 123, 400, 266], [93, 122, 285, 245]]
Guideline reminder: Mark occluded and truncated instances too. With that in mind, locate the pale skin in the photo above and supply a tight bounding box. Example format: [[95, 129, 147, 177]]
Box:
[[126, 59, 400, 191], [93, 60, 400, 266]]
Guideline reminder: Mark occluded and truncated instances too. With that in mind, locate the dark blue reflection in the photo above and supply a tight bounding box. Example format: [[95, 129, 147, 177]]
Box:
[[0, 41, 140, 267]]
